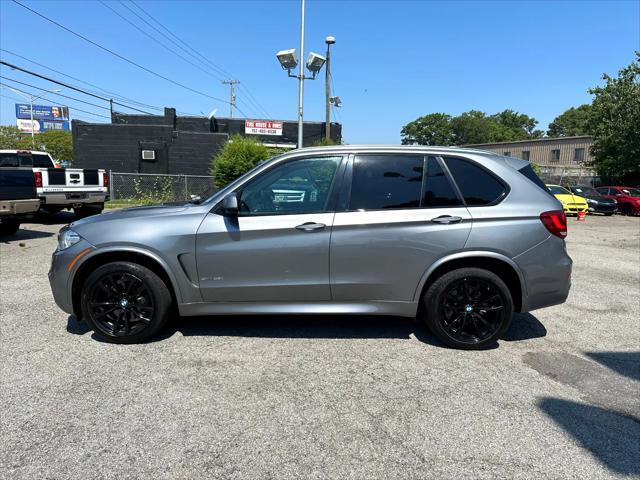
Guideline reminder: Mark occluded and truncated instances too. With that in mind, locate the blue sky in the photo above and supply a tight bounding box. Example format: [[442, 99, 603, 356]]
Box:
[[0, 0, 638, 143]]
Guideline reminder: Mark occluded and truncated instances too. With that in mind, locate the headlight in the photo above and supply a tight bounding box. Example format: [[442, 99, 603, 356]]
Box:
[[58, 229, 81, 250], [559, 199, 567, 205], [586, 198, 596, 204]]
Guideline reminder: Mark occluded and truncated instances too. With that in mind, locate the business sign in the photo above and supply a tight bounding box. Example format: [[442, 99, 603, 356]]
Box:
[[16, 118, 70, 133], [245, 120, 283, 136], [15, 103, 69, 121]]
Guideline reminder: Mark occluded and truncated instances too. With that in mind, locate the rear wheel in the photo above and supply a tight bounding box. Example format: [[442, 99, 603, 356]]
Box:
[[80, 261, 172, 344], [422, 268, 513, 350], [622, 203, 634, 216], [0, 219, 20, 236]]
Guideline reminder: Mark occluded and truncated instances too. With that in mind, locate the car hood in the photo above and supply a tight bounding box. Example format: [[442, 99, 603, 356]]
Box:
[[554, 194, 587, 203], [70, 204, 192, 229], [582, 193, 615, 202]]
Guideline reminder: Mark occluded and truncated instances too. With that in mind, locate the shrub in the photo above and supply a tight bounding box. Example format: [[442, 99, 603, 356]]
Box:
[[210, 135, 272, 188]]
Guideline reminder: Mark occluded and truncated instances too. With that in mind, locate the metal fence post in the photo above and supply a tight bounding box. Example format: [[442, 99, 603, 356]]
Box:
[[184, 175, 188, 198], [109, 170, 114, 200]]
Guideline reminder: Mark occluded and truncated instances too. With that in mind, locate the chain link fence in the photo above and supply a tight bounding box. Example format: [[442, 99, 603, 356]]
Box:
[[537, 166, 598, 187], [109, 172, 217, 205]]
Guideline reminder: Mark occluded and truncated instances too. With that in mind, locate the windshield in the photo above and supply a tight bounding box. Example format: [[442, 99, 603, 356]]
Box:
[[547, 185, 570, 195], [201, 154, 285, 204], [572, 186, 598, 196]]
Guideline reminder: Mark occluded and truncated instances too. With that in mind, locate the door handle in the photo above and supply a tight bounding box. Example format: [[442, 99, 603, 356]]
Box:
[[295, 222, 326, 232], [431, 215, 463, 225]]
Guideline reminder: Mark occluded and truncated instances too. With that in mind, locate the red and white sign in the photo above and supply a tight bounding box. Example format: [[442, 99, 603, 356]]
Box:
[[245, 120, 283, 136]]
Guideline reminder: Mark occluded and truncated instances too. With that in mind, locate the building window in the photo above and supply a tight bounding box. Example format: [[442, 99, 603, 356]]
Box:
[[522, 151, 530, 161], [550, 149, 560, 162], [503, 151, 511, 157], [574, 148, 585, 163]]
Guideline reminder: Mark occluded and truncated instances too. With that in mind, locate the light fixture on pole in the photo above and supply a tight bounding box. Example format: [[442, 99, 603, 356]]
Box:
[[324, 35, 335, 141], [276, 0, 327, 148]]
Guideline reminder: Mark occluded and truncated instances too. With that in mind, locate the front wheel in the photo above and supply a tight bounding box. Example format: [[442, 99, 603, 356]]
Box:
[[80, 261, 172, 344], [622, 204, 634, 216], [421, 268, 514, 350]]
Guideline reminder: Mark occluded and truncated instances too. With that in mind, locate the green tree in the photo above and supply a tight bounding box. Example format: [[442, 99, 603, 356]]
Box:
[[28, 130, 74, 162], [451, 110, 501, 145], [547, 104, 593, 137], [400, 113, 454, 145], [490, 109, 544, 141], [210, 134, 272, 188], [0, 126, 23, 149], [587, 53, 640, 179]]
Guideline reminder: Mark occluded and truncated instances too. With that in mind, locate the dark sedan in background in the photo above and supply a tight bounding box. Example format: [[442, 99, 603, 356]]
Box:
[[569, 186, 617, 215]]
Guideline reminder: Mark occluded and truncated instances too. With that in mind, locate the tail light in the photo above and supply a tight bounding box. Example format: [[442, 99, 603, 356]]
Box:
[[103, 172, 109, 188], [540, 210, 567, 238], [34, 171, 43, 188]]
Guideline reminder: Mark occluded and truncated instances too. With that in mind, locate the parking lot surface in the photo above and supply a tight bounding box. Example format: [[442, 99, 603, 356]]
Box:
[[1, 213, 639, 479]]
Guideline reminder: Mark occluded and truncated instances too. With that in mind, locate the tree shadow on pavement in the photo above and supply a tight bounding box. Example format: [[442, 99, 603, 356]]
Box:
[[538, 397, 640, 476], [501, 312, 547, 341], [585, 351, 640, 382]]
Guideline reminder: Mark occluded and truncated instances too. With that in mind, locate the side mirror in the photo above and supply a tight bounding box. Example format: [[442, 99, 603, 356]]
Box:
[[222, 192, 239, 215]]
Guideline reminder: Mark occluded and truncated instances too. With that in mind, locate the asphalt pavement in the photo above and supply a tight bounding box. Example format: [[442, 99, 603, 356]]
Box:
[[1, 212, 638, 479]]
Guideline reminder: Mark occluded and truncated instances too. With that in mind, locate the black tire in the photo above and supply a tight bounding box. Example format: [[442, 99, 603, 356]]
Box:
[[80, 261, 172, 344], [0, 219, 20, 236], [421, 268, 513, 350], [74, 203, 104, 219], [622, 203, 634, 216], [604, 212, 613, 216]]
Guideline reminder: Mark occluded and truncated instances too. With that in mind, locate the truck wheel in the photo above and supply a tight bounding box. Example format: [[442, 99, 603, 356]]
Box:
[[421, 268, 513, 350], [74, 203, 104, 218], [0, 219, 20, 236], [80, 261, 172, 344]]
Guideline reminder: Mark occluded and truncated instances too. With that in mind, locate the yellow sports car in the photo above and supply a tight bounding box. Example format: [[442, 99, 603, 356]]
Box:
[[546, 184, 589, 215]]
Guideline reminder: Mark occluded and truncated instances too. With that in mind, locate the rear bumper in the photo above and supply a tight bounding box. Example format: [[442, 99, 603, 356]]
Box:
[[40, 192, 106, 206], [514, 236, 572, 312], [0, 198, 41, 216]]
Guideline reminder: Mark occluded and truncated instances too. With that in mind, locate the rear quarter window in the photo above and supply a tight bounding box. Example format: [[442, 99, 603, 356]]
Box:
[[444, 156, 507, 206]]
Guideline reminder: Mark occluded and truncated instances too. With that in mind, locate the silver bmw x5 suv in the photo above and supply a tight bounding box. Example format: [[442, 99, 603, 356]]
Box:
[[49, 146, 572, 349]]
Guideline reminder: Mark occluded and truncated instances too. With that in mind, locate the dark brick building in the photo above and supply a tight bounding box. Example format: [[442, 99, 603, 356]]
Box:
[[72, 107, 342, 175]]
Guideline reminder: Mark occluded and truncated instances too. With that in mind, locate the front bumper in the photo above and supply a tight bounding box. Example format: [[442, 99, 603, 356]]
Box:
[[562, 203, 588, 214], [48, 239, 95, 315], [588, 203, 616, 214]]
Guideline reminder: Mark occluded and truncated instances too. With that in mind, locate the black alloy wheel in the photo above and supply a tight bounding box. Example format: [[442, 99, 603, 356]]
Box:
[[81, 261, 172, 343], [422, 267, 514, 350], [439, 277, 505, 344]]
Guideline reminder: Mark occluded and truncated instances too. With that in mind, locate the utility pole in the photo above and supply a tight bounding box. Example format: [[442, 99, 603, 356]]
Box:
[[324, 36, 335, 141], [297, 0, 305, 148], [222, 80, 240, 118]]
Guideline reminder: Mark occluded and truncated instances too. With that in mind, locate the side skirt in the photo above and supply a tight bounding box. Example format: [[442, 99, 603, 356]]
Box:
[[178, 301, 419, 318]]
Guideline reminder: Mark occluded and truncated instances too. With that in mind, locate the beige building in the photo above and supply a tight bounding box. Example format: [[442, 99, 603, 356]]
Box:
[[465, 136, 595, 178]]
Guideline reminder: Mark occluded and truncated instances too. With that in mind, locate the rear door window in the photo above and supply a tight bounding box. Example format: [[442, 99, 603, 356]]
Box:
[[349, 155, 423, 210], [444, 157, 507, 205], [33, 153, 54, 168], [423, 156, 461, 207]]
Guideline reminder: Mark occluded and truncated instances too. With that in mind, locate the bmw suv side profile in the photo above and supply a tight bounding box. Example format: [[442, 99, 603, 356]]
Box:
[[49, 146, 572, 349]]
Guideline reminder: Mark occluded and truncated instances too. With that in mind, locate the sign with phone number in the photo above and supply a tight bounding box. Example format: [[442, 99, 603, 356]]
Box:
[[245, 120, 283, 136]]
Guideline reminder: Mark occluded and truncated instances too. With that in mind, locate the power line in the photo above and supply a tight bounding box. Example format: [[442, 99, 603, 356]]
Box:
[[128, 0, 272, 118], [0, 48, 164, 111], [1, 76, 111, 111], [0, 60, 155, 114], [0, 87, 110, 119], [11, 0, 232, 106]]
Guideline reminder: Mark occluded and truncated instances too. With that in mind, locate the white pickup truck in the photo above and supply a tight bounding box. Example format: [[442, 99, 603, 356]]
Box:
[[0, 150, 108, 217]]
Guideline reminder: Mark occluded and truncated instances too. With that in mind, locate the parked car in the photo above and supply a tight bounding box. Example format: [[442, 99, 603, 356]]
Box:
[[546, 184, 588, 215], [0, 150, 108, 218], [49, 146, 572, 350], [568, 186, 617, 215], [596, 186, 640, 216], [0, 167, 40, 235]]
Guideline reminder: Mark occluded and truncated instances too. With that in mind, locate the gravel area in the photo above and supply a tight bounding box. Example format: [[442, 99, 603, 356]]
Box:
[[1, 212, 638, 479]]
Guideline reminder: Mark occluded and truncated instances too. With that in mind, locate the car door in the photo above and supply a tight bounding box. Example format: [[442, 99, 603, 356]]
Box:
[[330, 154, 472, 302], [196, 155, 344, 302]]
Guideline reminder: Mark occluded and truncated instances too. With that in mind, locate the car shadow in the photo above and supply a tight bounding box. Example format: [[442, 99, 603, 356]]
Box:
[[501, 312, 547, 341], [68, 311, 546, 349], [584, 351, 640, 382], [0, 228, 54, 242], [538, 397, 640, 475], [33, 211, 77, 225]]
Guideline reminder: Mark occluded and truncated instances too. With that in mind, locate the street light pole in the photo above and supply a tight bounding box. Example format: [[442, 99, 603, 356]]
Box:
[[29, 94, 35, 148], [297, 0, 305, 148], [324, 36, 335, 141]]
